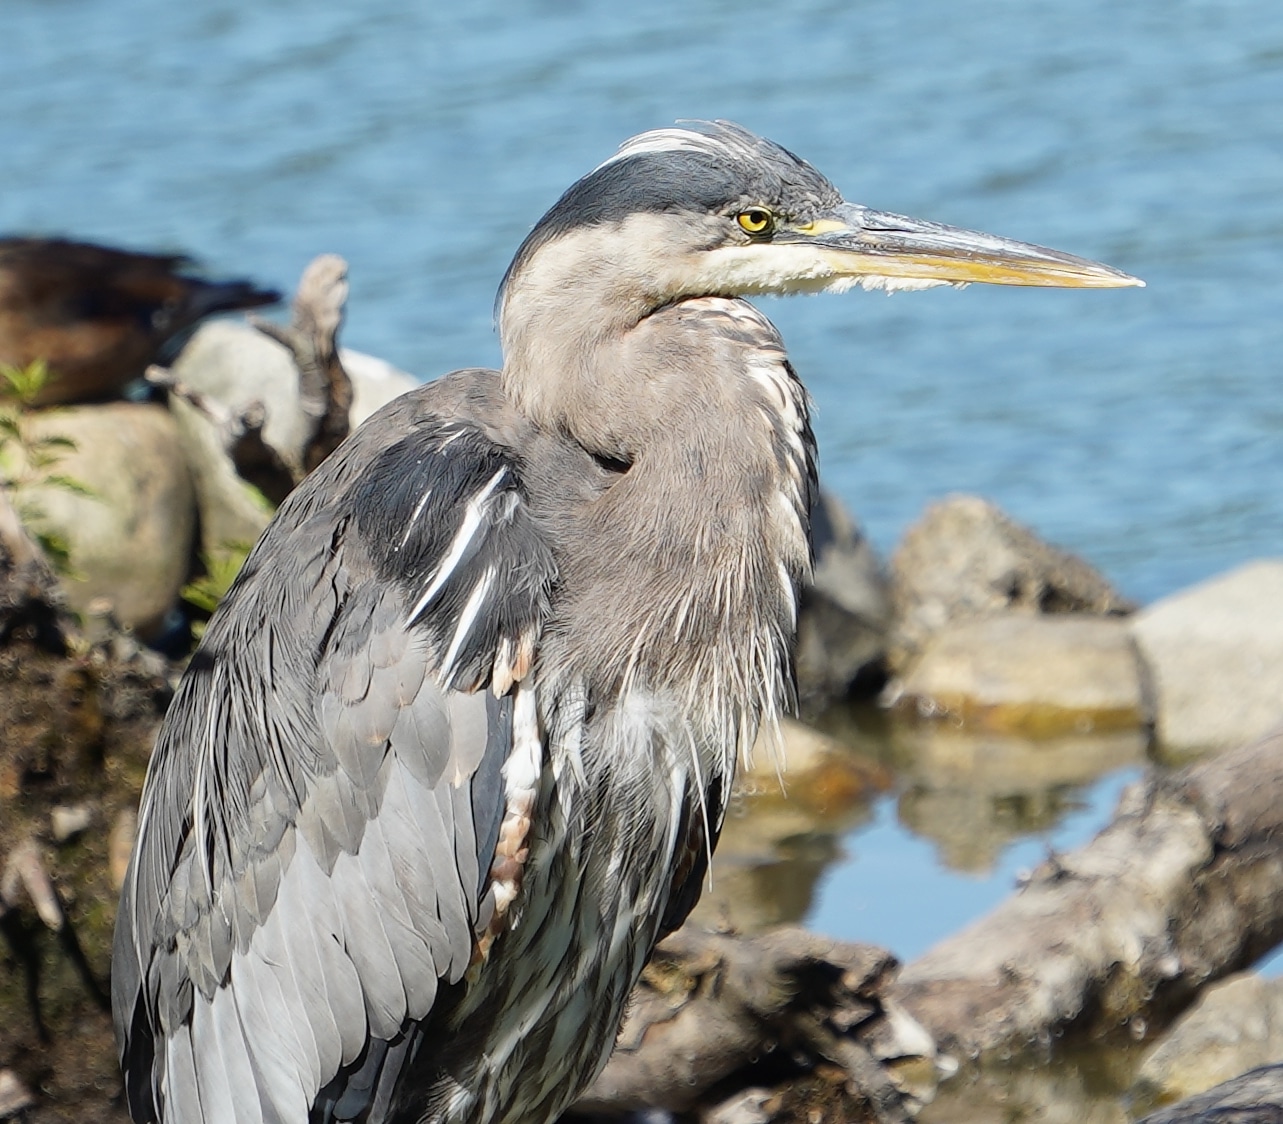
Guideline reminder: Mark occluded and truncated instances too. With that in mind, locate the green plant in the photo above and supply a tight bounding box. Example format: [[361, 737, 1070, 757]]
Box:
[[181, 543, 253, 633], [0, 360, 95, 573]]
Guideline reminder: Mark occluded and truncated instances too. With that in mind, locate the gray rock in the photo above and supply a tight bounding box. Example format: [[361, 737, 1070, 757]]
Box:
[[1134, 973, 1283, 1110], [890, 494, 1131, 671], [16, 403, 196, 635], [795, 491, 891, 708], [890, 614, 1150, 736], [1131, 560, 1283, 758]]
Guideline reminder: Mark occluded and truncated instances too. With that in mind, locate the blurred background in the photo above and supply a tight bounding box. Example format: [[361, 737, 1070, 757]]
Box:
[[2, 0, 1279, 990]]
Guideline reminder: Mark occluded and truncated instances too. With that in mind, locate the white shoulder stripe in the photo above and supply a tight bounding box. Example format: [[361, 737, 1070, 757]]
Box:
[[405, 466, 508, 628], [439, 567, 496, 684]]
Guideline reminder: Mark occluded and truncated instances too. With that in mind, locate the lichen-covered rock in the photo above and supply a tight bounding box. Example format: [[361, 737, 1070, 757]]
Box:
[[889, 495, 1131, 671], [1131, 560, 1283, 758]]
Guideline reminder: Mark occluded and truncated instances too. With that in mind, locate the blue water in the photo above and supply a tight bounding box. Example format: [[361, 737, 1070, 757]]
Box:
[[4, 1, 1281, 959]]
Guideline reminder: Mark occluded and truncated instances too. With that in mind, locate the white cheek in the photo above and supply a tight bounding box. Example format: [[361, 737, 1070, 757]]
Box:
[[684, 244, 963, 296]]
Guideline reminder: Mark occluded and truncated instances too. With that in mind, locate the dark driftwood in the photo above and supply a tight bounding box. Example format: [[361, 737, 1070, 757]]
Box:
[[252, 253, 352, 474], [894, 727, 1283, 1060], [1137, 1063, 1283, 1123], [570, 927, 941, 1124]]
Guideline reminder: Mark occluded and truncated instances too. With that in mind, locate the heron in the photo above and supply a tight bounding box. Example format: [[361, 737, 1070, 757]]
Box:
[[111, 120, 1140, 1124]]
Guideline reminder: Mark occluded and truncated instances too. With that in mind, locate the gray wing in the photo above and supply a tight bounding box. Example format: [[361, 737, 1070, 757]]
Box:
[[111, 373, 556, 1123]]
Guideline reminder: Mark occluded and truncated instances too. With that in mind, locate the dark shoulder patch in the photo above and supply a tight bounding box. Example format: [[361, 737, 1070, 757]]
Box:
[[349, 420, 556, 693]]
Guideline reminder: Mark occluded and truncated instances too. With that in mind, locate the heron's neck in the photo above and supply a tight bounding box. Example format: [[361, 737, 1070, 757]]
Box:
[[512, 288, 817, 757]]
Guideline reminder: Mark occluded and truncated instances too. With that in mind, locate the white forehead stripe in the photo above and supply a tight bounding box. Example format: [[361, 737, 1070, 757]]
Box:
[[595, 127, 726, 171]]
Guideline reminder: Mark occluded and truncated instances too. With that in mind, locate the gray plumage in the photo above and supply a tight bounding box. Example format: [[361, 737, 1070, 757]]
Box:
[[112, 120, 1140, 1124]]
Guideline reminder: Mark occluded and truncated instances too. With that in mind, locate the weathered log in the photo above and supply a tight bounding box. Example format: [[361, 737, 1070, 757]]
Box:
[[894, 727, 1283, 1060], [1137, 1063, 1283, 1123], [570, 927, 945, 1124], [252, 253, 352, 474]]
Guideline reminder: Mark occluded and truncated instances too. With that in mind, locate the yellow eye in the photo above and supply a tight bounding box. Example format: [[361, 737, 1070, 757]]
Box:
[[736, 208, 774, 235]]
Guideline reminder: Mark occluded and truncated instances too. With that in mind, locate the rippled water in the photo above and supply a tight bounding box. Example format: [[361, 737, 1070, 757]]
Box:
[[4, 0, 1281, 997]]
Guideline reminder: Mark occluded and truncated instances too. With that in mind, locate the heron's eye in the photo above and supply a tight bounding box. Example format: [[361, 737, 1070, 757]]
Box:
[[736, 208, 774, 236]]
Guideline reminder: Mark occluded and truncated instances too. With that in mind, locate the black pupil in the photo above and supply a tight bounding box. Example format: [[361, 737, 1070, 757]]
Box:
[[748, 210, 767, 228]]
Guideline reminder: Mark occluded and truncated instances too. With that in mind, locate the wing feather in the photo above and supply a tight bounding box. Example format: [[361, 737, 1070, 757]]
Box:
[[113, 374, 557, 1122]]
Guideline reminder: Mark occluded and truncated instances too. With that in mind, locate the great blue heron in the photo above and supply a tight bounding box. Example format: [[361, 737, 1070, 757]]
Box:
[[112, 121, 1140, 1124]]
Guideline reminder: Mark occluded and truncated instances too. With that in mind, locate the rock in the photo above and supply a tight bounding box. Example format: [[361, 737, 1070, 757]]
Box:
[[1133, 973, 1283, 1110], [1131, 560, 1283, 758], [13, 403, 196, 635], [889, 494, 1132, 671], [889, 613, 1149, 737], [795, 491, 892, 709]]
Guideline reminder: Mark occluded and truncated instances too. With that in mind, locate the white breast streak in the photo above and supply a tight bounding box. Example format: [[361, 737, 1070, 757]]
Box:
[[470, 682, 542, 975], [405, 466, 508, 627]]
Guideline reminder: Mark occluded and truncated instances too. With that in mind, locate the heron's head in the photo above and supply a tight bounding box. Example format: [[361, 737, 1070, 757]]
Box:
[[498, 119, 1141, 341]]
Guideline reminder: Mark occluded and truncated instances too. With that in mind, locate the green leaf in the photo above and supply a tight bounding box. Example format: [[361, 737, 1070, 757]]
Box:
[[42, 474, 97, 498]]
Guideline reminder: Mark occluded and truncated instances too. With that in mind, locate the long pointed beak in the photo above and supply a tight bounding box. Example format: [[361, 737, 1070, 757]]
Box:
[[788, 203, 1143, 289]]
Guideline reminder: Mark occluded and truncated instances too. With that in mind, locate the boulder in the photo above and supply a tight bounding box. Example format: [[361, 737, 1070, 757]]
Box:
[[14, 403, 195, 635], [1133, 973, 1283, 1109], [889, 494, 1131, 671], [1131, 560, 1283, 758], [795, 491, 892, 709], [889, 613, 1150, 737]]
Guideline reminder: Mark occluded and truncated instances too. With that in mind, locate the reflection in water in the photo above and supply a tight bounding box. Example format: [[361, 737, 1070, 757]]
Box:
[[890, 724, 1149, 872], [815, 704, 1148, 872], [702, 707, 1150, 937], [919, 1050, 1144, 1124], [690, 717, 891, 934]]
